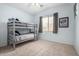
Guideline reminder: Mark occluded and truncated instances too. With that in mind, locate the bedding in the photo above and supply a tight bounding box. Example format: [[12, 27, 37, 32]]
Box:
[[16, 33, 34, 41], [15, 29, 30, 36], [15, 31, 21, 36]]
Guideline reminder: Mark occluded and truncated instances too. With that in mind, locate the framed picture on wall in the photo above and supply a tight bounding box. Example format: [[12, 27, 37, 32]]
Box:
[[59, 17, 69, 28]]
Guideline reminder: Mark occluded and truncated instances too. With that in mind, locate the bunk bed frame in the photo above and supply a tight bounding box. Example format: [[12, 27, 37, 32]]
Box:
[[7, 19, 38, 49]]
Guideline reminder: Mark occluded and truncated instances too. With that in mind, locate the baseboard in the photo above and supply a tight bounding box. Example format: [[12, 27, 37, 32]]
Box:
[[39, 37, 73, 46]]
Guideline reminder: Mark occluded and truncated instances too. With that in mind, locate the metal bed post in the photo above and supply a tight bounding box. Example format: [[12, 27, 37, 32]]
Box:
[[34, 24, 38, 40], [34, 25, 36, 40], [7, 23, 9, 46], [13, 20, 16, 49]]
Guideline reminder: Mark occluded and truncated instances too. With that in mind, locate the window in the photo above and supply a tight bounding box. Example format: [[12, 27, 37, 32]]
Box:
[[39, 13, 58, 33], [42, 17, 48, 32], [48, 16, 53, 32], [42, 16, 53, 32]]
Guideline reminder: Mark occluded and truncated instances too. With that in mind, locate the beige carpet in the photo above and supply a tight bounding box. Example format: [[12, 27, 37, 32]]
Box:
[[0, 39, 78, 56]]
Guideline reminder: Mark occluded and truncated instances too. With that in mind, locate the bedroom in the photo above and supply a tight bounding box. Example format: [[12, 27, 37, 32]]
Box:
[[0, 3, 79, 56]]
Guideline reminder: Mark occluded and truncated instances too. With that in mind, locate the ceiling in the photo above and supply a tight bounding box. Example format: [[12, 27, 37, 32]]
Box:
[[4, 3, 72, 15]]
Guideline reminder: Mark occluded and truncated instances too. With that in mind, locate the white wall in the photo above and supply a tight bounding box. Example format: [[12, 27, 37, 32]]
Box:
[[35, 4, 75, 45], [0, 4, 34, 47], [75, 3, 79, 55]]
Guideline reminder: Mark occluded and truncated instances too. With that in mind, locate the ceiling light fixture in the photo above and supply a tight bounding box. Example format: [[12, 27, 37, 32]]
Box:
[[31, 3, 43, 8]]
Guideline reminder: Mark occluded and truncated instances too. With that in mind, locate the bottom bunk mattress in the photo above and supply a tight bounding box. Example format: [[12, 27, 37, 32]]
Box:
[[16, 33, 34, 42]]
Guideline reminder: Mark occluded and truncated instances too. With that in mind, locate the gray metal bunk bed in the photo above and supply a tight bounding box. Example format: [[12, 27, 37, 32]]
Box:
[[7, 18, 38, 48]]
